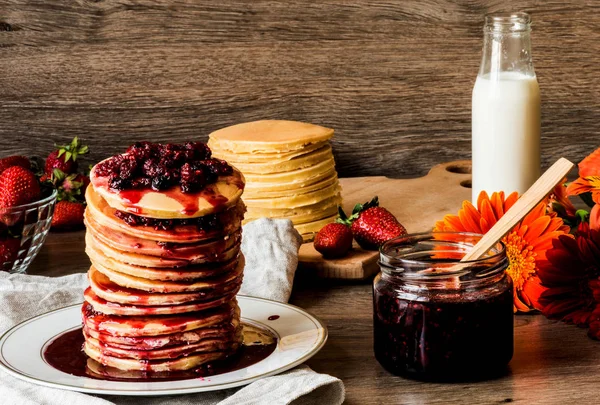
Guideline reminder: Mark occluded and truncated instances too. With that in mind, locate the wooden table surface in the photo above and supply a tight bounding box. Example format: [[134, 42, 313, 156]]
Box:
[[29, 231, 600, 404]]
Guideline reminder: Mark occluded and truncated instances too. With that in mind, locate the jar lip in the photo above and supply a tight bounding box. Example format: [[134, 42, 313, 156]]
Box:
[[379, 232, 507, 280]]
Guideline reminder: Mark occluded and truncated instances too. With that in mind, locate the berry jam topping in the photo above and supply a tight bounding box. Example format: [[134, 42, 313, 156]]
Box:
[[94, 142, 233, 193], [373, 279, 513, 381], [114, 210, 219, 231]]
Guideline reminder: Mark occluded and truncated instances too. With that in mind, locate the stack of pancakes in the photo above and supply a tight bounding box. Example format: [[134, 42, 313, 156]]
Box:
[[82, 149, 246, 373], [208, 120, 342, 242]]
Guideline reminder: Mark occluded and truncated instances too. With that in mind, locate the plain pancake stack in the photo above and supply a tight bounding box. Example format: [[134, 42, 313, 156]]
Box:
[[82, 143, 246, 374], [208, 120, 342, 242]]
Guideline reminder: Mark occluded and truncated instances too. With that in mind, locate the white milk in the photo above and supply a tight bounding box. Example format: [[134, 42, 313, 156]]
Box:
[[471, 72, 540, 202]]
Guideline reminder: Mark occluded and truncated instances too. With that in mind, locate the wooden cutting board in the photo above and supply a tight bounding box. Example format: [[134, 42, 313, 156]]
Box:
[[298, 160, 472, 279]]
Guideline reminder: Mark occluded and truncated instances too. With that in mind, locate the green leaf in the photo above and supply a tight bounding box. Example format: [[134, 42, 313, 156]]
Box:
[[64, 151, 72, 162], [338, 206, 347, 221], [351, 203, 363, 216], [363, 196, 379, 210], [580, 192, 595, 208], [336, 206, 352, 226], [551, 202, 567, 218], [52, 169, 65, 182], [57, 149, 65, 158]]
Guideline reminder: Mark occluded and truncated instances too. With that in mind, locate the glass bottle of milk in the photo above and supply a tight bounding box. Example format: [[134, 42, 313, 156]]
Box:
[[472, 12, 540, 202]]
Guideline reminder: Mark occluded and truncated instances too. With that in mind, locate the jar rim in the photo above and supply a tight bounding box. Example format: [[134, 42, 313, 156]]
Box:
[[379, 232, 507, 281]]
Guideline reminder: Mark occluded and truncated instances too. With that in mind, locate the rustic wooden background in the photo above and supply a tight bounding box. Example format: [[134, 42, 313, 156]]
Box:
[[0, 1, 598, 177]]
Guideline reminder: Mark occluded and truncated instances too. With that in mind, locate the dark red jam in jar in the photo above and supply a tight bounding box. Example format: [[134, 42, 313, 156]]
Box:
[[374, 232, 513, 381]]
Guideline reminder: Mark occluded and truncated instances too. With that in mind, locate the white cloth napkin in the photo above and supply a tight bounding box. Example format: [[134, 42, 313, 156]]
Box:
[[0, 218, 344, 405], [239, 218, 304, 302]]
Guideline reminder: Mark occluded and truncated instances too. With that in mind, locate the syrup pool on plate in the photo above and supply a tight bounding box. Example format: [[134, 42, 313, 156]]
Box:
[[43, 323, 278, 382]]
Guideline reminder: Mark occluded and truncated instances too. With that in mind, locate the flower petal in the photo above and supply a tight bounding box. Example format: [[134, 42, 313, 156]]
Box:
[[445, 215, 466, 232], [458, 201, 482, 234], [591, 205, 600, 231], [579, 147, 600, 177], [477, 190, 490, 212], [566, 176, 600, 198], [505, 192, 519, 211]]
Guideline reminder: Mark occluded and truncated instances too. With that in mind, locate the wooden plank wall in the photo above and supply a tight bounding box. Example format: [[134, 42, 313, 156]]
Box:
[[0, 1, 598, 177]]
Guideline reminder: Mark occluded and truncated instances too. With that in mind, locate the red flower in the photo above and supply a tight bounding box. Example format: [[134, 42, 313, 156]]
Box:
[[536, 231, 597, 326], [537, 146, 600, 340], [587, 280, 600, 339]]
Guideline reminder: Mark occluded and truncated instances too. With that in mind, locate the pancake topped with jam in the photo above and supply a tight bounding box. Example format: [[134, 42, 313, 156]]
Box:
[[90, 142, 245, 219], [82, 141, 247, 375]]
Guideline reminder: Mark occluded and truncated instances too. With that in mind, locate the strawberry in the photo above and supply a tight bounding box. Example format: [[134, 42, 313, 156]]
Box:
[[51, 201, 85, 231], [338, 196, 407, 250], [0, 237, 21, 266], [73, 174, 90, 195], [0, 166, 41, 208], [44, 137, 89, 176], [314, 223, 353, 258], [0, 156, 30, 175], [44, 169, 89, 203]]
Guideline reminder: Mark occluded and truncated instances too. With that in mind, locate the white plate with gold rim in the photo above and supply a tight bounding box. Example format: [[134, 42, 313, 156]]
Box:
[[0, 296, 327, 396]]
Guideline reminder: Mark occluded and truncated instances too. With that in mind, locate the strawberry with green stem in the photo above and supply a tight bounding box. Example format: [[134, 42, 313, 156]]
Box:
[[48, 169, 88, 230], [50, 169, 89, 202], [338, 196, 407, 250], [44, 137, 89, 176]]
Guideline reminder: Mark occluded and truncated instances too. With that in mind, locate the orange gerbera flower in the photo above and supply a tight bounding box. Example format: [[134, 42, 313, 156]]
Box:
[[566, 176, 600, 204], [434, 191, 570, 313]]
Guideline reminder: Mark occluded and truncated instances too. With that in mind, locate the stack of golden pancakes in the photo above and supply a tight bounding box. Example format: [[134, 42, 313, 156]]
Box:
[[82, 142, 246, 374], [208, 120, 342, 242]]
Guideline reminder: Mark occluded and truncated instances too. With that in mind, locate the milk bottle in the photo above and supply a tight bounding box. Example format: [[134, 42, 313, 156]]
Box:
[[472, 13, 541, 202]]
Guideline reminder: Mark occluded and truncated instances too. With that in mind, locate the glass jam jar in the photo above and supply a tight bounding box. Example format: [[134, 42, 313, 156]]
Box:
[[374, 232, 513, 381]]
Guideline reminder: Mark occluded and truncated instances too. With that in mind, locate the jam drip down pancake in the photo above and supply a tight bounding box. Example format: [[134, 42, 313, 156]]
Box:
[[82, 141, 246, 372]]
